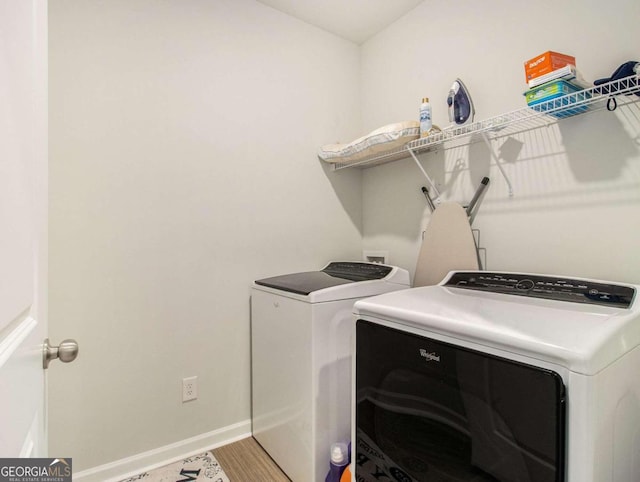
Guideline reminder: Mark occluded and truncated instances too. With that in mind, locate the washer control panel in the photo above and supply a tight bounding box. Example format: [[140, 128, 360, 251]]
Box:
[[445, 272, 636, 308], [322, 262, 393, 281]]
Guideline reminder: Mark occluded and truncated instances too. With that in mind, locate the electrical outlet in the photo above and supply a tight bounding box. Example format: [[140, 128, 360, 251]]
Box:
[[182, 376, 198, 402]]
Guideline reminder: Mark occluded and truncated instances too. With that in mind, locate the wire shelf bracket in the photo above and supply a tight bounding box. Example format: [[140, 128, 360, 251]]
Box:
[[480, 132, 514, 197], [407, 146, 442, 202]]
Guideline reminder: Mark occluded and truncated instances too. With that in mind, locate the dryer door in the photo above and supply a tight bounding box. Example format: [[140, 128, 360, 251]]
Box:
[[355, 320, 566, 482]]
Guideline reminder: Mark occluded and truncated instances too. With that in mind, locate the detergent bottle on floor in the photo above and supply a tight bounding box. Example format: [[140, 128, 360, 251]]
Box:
[[340, 464, 352, 482], [340, 442, 352, 482], [325, 443, 348, 482]]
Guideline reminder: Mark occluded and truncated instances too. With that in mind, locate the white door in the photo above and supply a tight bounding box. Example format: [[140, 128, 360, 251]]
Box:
[[0, 0, 49, 457]]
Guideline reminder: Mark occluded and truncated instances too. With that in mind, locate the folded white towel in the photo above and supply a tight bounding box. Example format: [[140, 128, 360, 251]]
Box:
[[318, 120, 420, 164]]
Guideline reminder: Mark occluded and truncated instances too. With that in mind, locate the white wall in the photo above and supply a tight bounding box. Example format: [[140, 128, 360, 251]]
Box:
[[48, 0, 640, 473], [48, 0, 362, 471], [361, 0, 640, 284]]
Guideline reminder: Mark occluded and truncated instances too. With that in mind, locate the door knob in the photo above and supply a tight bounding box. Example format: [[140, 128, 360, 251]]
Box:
[[43, 338, 79, 369]]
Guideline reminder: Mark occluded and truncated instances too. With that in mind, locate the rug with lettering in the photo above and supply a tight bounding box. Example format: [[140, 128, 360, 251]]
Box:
[[120, 451, 230, 482]]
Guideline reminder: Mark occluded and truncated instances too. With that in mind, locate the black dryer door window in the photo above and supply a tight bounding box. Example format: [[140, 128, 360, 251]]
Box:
[[355, 320, 566, 482]]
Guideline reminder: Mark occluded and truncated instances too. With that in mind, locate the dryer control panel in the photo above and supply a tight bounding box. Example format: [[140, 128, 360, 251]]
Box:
[[445, 272, 636, 308]]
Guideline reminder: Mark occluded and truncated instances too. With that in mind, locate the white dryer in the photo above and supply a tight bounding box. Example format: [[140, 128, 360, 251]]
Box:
[[353, 271, 639, 482], [251, 261, 410, 482]]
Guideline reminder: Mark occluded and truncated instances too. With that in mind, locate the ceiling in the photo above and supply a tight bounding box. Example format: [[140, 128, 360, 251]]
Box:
[[256, 0, 424, 44]]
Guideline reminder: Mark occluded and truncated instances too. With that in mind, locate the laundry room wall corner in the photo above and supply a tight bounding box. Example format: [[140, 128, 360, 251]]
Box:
[[48, 0, 363, 473]]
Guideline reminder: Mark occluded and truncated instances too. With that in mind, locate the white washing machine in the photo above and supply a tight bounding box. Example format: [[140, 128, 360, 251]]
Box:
[[353, 271, 639, 482], [251, 261, 410, 482]]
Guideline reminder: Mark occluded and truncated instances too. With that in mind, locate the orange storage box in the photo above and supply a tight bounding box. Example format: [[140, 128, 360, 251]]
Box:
[[524, 51, 575, 82]]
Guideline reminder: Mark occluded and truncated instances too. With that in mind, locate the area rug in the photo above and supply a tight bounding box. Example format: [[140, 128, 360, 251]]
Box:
[[120, 451, 230, 482]]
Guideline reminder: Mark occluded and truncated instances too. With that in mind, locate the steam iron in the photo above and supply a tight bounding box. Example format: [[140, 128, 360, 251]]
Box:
[[447, 78, 475, 125]]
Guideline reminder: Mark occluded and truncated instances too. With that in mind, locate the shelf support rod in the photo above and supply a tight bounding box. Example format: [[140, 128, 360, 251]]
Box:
[[407, 147, 441, 201], [480, 132, 513, 197]]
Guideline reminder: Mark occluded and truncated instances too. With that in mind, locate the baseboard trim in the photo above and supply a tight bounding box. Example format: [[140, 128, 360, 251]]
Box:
[[73, 419, 251, 482]]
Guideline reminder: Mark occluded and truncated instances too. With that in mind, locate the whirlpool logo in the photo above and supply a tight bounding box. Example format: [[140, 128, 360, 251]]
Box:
[[419, 348, 440, 362]]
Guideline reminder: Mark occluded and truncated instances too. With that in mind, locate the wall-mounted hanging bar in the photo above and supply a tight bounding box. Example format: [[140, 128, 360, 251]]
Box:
[[467, 176, 490, 225], [421, 186, 436, 213]]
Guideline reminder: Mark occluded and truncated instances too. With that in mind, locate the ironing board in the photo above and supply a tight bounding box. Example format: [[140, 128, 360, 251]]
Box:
[[414, 202, 479, 287]]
